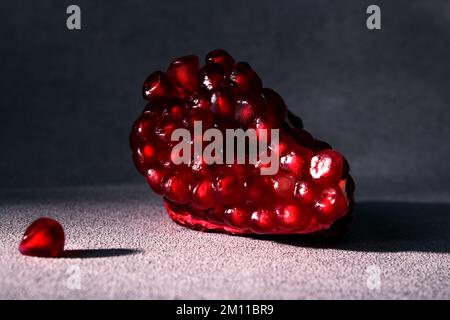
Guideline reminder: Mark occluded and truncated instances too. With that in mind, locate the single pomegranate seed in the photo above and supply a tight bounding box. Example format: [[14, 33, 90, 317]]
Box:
[[200, 63, 225, 91], [19, 218, 65, 257], [314, 186, 348, 224], [276, 203, 312, 231], [143, 71, 171, 101], [246, 176, 273, 204], [235, 94, 265, 126], [224, 207, 251, 229], [167, 55, 200, 95], [250, 209, 277, 233], [146, 167, 168, 194], [214, 171, 242, 204], [211, 89, 235, 119], [230, 62, 262, 92], [207, 205, 226, 223], [184, 107, 214, 130], [205, 49, 235, 71], [310, 150, 344, 183], [156, 116, 182, 143], [280, 146, 313, 178], [191, 179, 215, 210], [162, 171, 194, 204], [271, 172, 295, 197], [293, 180, 317, 205], [163, 101, 187, 119]]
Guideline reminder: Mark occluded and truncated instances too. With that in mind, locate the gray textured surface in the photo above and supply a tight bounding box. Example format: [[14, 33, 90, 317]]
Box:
[[1, 185, 449, 299]]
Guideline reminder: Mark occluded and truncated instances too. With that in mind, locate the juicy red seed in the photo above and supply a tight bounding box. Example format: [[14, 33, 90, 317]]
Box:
[[134, 137, 164, 172], [211, 89, 235, 119], [19, 218, 65, 257], [246, 176, 273, 203], [167, 55, 200, 94], [224, 207, 251, 229], [163, 172, 193, 205], [280, 146, 313, 178], [230, 62, 262, 92], [191, 179, 215, 210], [235, 94, 265, 126], [190, 94, 211, 109], [185, 108, 214, 130], [143, 71, 171, 101], [293, 180, 317, 205], [314, 186, 348, 223], [205, 49, 235, 71], [276, 204, 312, 231], [146, 167, 167, 194], [214, 172, 242, 204], [200, 63, 225, 91], [310, 150, 344, 183], [262, 88, 287, 121], [163, 101, 186, 119], [271, 172, 295, 197], [130, 115, 157, 149], [250, 114, 278, 142], [250, 209, 277, 233], [156, 116, 182, 143]]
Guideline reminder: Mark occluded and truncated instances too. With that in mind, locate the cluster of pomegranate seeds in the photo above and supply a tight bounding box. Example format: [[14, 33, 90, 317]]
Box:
[[130, 49, 354, 235], [19, 218, 65, 257]]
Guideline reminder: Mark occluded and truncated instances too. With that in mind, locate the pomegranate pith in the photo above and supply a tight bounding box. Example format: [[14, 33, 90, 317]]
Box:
[[131, 49, 354, 236]]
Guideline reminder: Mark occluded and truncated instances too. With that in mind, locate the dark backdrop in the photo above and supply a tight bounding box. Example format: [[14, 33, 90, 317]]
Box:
[[1, 0, 449, 199]]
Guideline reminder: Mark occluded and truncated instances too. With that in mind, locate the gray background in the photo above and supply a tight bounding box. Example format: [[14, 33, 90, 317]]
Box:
[[1, 0, 449, 200], [1, 0, 450, 300]]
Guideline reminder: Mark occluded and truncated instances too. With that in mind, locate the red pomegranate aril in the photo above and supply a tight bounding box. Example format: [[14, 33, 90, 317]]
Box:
[[293, 180, 317, 205], [192, 179, 215, 210], [280, 146, 313, 178], [156, 116, 182, 143], [184, 108, 214, 130], [314, 186, 348, 224], [276, 204, 312, 231], [224, 207, 251, 229], [211, 89, 235, 119], [310, 149, 344, 183], [163, 101, 186, 119], [271, 172, 295, 197], [235, 94, 265, 127], [167, 55, 200, 95], [143, 71, 171, 101], [200, 63, 225, 91], [250, 209, 277, 233], [207, 205, 226, 223], [205, 49, 235, 71], [19, 218, 65, 257], [163, 172, 194, 205], [146, 167, 168, 194], [230, 62, 262, 93], [246, 176, 273, 204], [214, 172, 242, 204]]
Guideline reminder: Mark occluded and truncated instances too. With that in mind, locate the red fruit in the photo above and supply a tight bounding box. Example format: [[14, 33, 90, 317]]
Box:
[[211, 89, 235, 119], [224, 207, 251, 229], [250, 209, 277, 233], [192, 179, 215, 210], [310, 150, 344, 183], [230, 62, 262, 92], [19, 218, 65, 257], [131, 50, 354, 236], [167, 55, 199, 95], [143, 71, 171, 101], [206, 49, 235, 71], [314, 186, 348, 224], [162, 172, 193, 204], [200, 63, 225, 91], [276, 203, 312, 231]]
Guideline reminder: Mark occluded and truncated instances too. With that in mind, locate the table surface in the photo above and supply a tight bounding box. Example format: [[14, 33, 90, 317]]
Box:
[[1, 185, 449, 299]]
